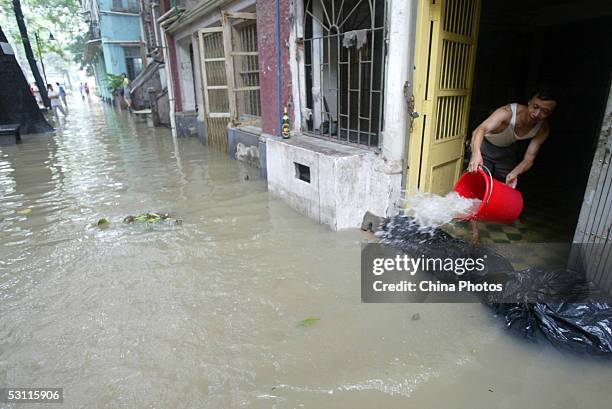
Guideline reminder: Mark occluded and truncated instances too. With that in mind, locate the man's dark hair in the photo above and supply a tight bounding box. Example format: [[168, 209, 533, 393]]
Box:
[[534, 85, 556, 101], [56, 82, 59, 86]]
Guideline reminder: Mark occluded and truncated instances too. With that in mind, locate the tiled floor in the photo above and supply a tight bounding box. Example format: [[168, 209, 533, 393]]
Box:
[[441, 177, 582, 269], [445, 177, 581, 245]]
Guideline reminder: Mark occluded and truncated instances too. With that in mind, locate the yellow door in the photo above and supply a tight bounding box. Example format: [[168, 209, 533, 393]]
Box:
[[198, 27, 231, 151], [407, 0, 481, 194]]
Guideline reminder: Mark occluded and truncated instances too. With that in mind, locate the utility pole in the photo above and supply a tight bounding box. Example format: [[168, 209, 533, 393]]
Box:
[[34, 31, 48, 84]]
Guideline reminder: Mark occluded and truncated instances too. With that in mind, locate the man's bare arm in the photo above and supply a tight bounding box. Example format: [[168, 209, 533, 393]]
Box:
[[468, 106, 512, 172], [505, 124, 549, 188]]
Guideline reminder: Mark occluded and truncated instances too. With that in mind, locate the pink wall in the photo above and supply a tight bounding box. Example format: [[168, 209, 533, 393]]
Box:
[[257, 0, 293, 136]]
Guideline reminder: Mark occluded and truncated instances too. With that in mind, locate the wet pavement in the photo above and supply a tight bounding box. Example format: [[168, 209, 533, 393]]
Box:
[[1, 98, 611, 408]]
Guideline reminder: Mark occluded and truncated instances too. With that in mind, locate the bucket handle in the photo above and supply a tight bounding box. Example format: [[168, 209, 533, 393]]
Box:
[[479, 165, 494, 205]]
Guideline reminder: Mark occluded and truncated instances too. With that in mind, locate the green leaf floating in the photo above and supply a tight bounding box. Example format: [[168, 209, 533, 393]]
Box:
[[298, 317, 320, 327], [17, 208, 32, 215], [123, 212, 180, 225], [97, 218, 110, 228]]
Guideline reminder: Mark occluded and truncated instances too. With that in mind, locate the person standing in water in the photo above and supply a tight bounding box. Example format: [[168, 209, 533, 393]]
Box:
[[47, 83, 67, 119], [467, 87, 557, 241], [56, 82, 68, 113], [121, 73, 133, 112]]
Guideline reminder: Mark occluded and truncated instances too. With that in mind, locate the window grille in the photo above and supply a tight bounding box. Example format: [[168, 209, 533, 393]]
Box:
[[198, 10, 261, 146], [112, 0, 139, 12], [303, 0, 387, 148], [233, 22, 261, 120], [124, 46, 143, 80]]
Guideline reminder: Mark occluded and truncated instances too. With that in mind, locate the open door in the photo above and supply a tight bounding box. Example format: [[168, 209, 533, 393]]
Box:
[[198, 27, 231, 151], [197, 12, 260, 150], [407, 0, 481, 194]]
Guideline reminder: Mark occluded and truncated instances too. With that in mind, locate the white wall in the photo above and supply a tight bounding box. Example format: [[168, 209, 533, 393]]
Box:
[[381, 0, 417, 169], [266, 137, 402, 230]]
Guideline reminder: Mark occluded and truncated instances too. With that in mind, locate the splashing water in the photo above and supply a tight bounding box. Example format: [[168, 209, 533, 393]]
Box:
[[401, 191, 482, 233]]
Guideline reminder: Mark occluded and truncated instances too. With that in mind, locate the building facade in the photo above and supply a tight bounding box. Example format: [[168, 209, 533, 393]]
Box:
[[84, 0, 145, 102], [159, 0, 612, 238], [160, 0, 413, 229]]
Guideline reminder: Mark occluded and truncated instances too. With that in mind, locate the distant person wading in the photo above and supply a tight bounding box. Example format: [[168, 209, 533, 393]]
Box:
[[47, 83, 67, 119], [56, 82, 68, 113]]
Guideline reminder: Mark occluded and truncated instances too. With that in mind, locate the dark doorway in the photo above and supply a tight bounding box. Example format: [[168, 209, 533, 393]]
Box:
[[467, 0, 612, 242]]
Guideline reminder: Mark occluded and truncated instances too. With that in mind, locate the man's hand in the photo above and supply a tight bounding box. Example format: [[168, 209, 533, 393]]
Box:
[[468, 151, 483, 173], [506, 172, 518, 189]]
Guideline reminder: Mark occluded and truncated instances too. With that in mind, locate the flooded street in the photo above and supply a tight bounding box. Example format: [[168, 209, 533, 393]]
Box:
[[1, 100, 611, 408]]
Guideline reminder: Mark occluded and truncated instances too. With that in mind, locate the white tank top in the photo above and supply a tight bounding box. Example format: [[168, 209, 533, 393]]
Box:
[[484, 103, 542, 147]]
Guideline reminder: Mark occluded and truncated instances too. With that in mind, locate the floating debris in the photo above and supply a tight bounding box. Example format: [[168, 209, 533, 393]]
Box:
[[92, 212, 181, 229], [298, 317, 320, 327], [16, 208, 32, 215], [123, 212, 182, 225], [96, 218, 110, 228]]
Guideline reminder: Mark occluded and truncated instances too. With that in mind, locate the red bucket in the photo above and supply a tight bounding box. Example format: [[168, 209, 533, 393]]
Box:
[[453, 167, 523, 224]]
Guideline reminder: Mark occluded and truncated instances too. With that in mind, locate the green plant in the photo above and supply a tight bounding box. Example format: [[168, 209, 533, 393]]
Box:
[[104, 73, 123, 93]]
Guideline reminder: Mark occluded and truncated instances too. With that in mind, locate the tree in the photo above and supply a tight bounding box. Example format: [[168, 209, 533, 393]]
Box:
[[0, 0, 89, 91], [11, 0, 49, 107], [0, 24, 52, 133]]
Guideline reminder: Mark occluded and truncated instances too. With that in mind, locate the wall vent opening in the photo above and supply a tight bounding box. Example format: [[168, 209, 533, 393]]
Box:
[[295, 162, 311, 183]]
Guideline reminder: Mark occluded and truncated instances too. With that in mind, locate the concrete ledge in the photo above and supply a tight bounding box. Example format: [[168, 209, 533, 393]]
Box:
[[266, 134, 402, 230]]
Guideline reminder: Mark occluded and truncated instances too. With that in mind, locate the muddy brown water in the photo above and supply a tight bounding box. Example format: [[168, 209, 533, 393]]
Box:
[[1, 100, 611, 408]]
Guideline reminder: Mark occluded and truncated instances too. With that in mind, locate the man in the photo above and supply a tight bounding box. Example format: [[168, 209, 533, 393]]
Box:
[[47, 83, 67, 118], [79, 82, 84, 98], [467, 87, 557, 240], [56, 82, 68, 113], [120, 73, 132, 111]]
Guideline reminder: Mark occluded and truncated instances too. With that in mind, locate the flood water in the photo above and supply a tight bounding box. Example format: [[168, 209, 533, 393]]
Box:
[[1, 99, 611, 408]]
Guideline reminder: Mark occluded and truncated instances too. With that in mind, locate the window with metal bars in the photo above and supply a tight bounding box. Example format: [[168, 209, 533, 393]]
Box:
[[231, 20, 261, 124], [124, 46, 143, 80], [112, 0, 139, 13], [303, 0, 387, 148]]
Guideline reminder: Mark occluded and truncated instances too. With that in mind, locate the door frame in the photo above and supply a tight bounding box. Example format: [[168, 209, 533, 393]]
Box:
[[407, 0, 481, 194]]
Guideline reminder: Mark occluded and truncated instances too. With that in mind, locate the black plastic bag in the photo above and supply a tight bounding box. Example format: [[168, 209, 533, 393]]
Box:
[[380, 215, 612, 356]]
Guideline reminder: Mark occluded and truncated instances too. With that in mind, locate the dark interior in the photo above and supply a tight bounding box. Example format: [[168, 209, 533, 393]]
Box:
[[468, 0, 612, 240]]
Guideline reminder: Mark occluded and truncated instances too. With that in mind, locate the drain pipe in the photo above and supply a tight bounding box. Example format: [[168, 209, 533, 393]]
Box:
[[275, 0, 282, 135], [159, 23, 177, 137], [151, 2, 160, 49]]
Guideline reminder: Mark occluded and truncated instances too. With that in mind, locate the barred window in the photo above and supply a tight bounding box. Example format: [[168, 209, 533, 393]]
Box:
[[124, 46, 143, 80], [232, 21, 261, 121], [303, 0, 387, 147], [112, 0, 139, 13]]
